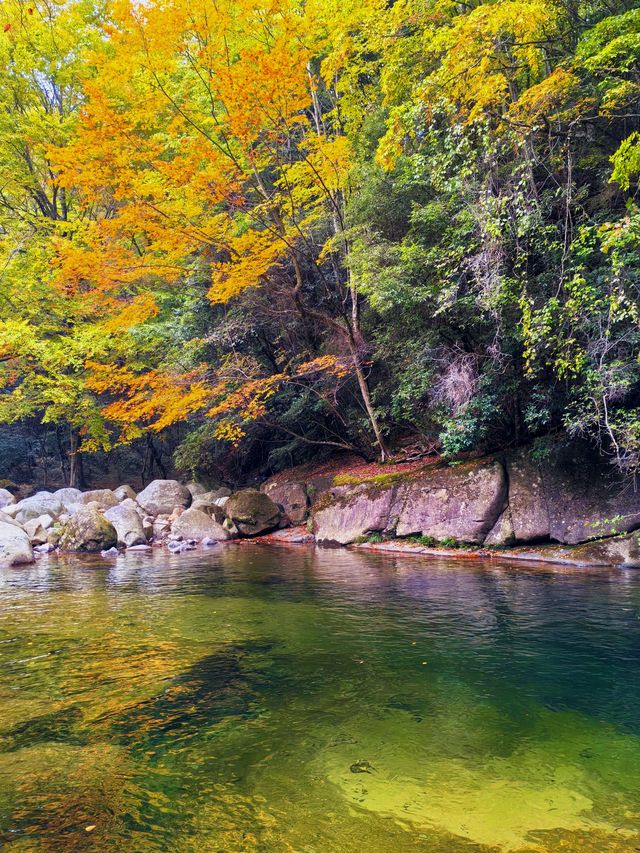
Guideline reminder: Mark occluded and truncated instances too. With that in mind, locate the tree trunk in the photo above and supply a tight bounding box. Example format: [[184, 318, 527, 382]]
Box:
[[347, 282, 389, 462], [68, 428, 80, 488]]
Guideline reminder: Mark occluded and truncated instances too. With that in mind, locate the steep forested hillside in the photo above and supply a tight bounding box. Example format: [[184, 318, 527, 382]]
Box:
[[1, 0, 639, 486]]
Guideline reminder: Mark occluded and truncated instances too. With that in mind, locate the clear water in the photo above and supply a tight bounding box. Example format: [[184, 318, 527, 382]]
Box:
[[1, 545, 640, 852]]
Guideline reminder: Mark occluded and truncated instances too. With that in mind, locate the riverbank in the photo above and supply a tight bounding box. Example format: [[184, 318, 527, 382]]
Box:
[[2, 440, 640, 570]]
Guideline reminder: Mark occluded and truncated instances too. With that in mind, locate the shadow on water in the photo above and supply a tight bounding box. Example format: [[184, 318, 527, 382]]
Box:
[[103, 643, 272, 753]]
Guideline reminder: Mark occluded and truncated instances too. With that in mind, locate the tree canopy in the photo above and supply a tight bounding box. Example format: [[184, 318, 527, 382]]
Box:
[[1, 0, 640, 485]]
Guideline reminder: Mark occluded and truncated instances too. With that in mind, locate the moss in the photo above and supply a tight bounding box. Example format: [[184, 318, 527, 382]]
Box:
[[333, 470, 408, 489]]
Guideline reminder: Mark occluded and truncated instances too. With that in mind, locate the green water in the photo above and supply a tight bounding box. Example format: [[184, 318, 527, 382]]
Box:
[[1, 545, 640, 852]]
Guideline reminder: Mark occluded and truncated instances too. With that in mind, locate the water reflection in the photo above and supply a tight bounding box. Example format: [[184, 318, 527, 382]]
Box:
[[1, 545, 640, 851]]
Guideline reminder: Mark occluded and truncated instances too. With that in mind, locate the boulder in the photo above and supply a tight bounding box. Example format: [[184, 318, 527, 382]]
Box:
[[59, 506, 117, 552], [170, 508, 232, 542], [504, 443, 640, 545], [113, 485, 137, 502], [484, 507, 515, 547], [0, 488, 16, 509], [136, 480, 192, 516], [394, 460, 507, 543], [0, 511, 24, 529], [313, 484, 397, 546], [14, 493, 63, 524], [103, 501, 147, 547], [186, 482, 208, 498], [190, 496, 227, 524], [24, 514, 54, 545], [53, 487, 83, 509], [313, 460, 507, 546], [77, 489, 119, 510], [505, 450, 550, 542], [224, 489, 281, 536], [0, 521, 34, 566], [262, 481, 309, 524]]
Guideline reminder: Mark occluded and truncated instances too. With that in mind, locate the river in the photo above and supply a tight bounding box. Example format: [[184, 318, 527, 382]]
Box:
[[1, 544, 639, 851]]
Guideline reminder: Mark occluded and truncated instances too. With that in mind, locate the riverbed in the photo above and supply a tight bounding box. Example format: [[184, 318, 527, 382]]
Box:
[[1, 545, 639, 851]]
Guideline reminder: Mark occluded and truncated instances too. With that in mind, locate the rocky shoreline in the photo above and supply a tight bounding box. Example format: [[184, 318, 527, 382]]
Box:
[[2, 441, 640, 569]]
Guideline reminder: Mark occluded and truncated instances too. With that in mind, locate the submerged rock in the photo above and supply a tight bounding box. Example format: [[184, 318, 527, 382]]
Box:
[[136, 479, 192, 516], [59, 506, 117, 552], [0, 521, 34, 565], [224, 489, 281, 537]]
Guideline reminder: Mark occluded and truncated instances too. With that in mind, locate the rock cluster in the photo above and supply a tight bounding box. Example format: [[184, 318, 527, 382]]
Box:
[[0, 478, 283, 566]]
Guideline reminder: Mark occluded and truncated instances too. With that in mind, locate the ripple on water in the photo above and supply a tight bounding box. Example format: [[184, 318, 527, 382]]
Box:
[[0, 546, 640, 851]]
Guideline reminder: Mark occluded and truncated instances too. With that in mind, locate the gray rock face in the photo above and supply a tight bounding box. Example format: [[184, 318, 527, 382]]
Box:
[[14, 493, 63, 524], [504, 444, 640, 544], [77, 489, 119, 509], [506, 451, 550, 542], [313, 460, 507, 546], [262, 481, 309, 524], [395, 460, 507, 542], [0, 521, 34, 565], [136, 480, 192, 516], [0, 488, 16, 509], [113, 485, 137, 502], [0, 511, 24, 529], [313, 485, 396, 546], [224, 489, 281, 536], [59, 506, 117, 552], [103, 501, 147, 547], [170, 508, 231, 542], [53, 487, 83, 509], [484, 507, 515, 546]]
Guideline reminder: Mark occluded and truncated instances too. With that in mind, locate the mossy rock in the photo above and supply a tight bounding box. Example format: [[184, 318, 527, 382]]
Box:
[[224, 489, 281, 537], [59, 506, 117, 552]]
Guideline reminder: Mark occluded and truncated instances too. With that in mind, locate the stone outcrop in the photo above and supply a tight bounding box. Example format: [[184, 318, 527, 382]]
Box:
[[0, 521, 34, 565], [59, 506, 117, 552], [498, 444, 640, 545], [136, 479, 192, 515], [313, 460, 507, 546], [103, 500, 147, 547], [224, 489, 281, 536], [309, 444, 640, 549], [24, 514, 54, 546], [262, 480, 309, 524], [313, 484, 397, 546], [170, 508, 231, 542]]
